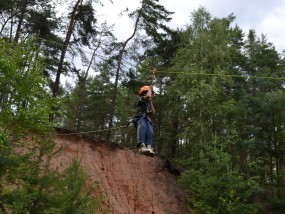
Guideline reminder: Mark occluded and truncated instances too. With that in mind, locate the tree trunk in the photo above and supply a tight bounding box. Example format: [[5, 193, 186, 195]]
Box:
[[273, 126, 281, 198], [170, 117, 179, 158], [14, 0, 28, 43], [106, 10, 142, 141], [52, 0, 83, 98], [49, 0, 83, 122]]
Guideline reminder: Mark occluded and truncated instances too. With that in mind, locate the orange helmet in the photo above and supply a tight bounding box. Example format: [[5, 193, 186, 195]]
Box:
[[139, 86, 154, 95]]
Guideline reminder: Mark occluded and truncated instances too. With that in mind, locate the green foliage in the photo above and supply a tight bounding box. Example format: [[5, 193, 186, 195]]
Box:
[[0, 134, 103, 213], [60, 68, 113, 134], [57, 6, 285, 212], [161, 7, 285, 212], [54, 160, 103, 214], [0, 38, 55, 134], [74, 1, 97, 46], [267, 198, 285, 213], [6, 2, 284, 212], [179, 138, 262, 214], [0, 38, 104, 213]]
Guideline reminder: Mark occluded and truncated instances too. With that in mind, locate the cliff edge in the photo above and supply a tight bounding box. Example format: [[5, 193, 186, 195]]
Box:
[[50, 129, 188, 214]]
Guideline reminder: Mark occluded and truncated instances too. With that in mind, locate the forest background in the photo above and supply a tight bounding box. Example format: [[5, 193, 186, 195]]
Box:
[[1, 0, 285, 213]]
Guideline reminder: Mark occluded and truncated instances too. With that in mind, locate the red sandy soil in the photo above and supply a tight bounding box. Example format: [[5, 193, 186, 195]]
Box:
[[50, 129, 188, 214]]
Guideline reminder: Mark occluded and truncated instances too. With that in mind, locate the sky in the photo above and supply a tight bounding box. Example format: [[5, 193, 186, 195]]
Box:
[[98, 0, 285, 53]]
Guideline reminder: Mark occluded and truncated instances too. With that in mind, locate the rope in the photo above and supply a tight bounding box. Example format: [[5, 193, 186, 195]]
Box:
[[36, 38, 285, 81], [55, 125, 130, 136], [6, 125, 130, 138], [154, 70, 285, 81]]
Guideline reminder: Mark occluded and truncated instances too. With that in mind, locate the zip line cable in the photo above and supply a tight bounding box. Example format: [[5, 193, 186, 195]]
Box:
[[153, 70, 285, 81], [101, 54, 285, 82], [37, 38, 285, 81], [88, 53, 285, 82], [54, 125, 130, 136], [9, 125, 130, 138]]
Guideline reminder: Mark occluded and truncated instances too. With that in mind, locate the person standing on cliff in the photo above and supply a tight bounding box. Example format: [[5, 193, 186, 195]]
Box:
[[131, 85, 156, 156]]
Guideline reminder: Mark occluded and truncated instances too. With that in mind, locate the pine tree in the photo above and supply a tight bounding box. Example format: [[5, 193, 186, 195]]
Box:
[[106, 0, 174, 140], [0, 38, 104, 213]]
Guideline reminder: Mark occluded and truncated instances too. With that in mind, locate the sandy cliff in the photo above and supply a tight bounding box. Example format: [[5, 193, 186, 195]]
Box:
[[50, 129, 188, 214]]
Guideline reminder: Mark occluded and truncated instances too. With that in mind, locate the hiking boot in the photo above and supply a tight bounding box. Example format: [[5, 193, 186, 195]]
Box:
[[139, 143, 148, 154], [146, 145, 156, 157]]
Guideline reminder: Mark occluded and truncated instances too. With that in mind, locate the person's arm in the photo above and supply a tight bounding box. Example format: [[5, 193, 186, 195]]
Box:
[[146, 85, 153, 98], [144, 85, 153, 100], [149, 97, 155, 114], [146, 85, 155, 114]]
